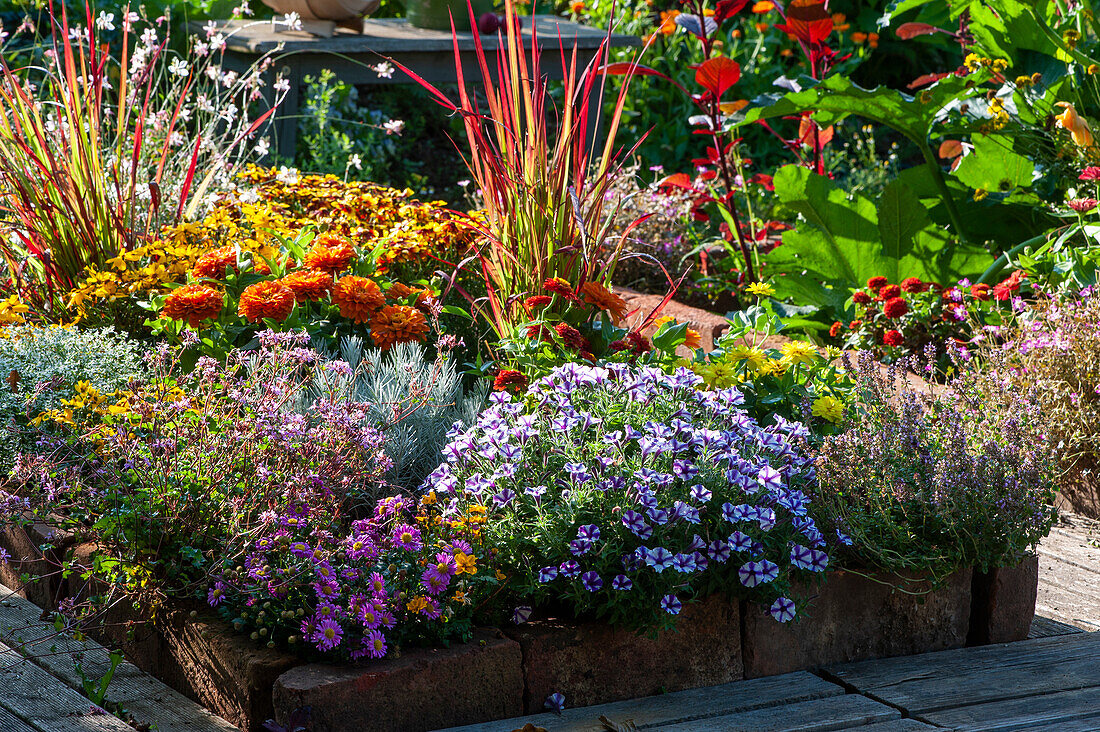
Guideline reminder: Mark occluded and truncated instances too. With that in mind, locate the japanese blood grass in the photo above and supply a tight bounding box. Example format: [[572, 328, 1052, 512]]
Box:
[[395, 0, 658, 341]]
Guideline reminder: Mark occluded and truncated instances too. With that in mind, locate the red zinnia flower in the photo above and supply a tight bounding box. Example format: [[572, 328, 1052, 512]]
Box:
[[829, 321, 843, 338], [525, 295, 553, 311], [849, 320, 862, 330], [883, 329, 904, 347], [1068, 198, 1099, 213], [866, 276, 888, 292], [970, 283, 992, 301], [493, 369, 528, 393], [883, 297, 909, 318], [852, 290, 872, 305], [992, 284, 1013, 301], [900, 277, 924, 293], [526, 324, 553, 341], [876, 284, 902, 301], [554, 322, 589, 350], [544, 277, 581, 303], [625, 330, 651, 354], [1079, 166, 1100, 180]]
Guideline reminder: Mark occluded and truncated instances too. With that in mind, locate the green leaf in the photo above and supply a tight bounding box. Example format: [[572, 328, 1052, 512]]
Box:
[[877, 179, 927, 262], [952, 134, 1035, 192]]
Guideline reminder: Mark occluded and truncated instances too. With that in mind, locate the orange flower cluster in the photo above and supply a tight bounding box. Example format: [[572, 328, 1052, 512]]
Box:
[[371, 305, 430, 350], [163, 283, 224, 327], [303, 236, 356, 275], [239, 281, 296, 323], [281, 270, 333, 302], [332, 276, 386, 323], [193, 246, 239, 280], [580, 281, 628, 321]]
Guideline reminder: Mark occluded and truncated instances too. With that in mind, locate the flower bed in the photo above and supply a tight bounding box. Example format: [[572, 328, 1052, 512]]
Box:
[[0, 543, 1038, 732]]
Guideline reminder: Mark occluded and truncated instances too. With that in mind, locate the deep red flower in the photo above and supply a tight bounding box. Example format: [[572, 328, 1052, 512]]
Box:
[[900, 277, 924, 293], [992, 284, 1013, 301], [625, 330, 652, 354], [829, 321, 843, 338], [544, 277, 581, 303], [852, 290, 872, 305], [883, 297, 909, 318], [526, 324, 553, 341], [493, 370, 528, 393], [970, 283, 992, 301], [554, 322, 589, 350], [866, 276, 888, 292], [883, 329, 904, 347], [876, 284, 902, 301], [525, 295, 553, 311]]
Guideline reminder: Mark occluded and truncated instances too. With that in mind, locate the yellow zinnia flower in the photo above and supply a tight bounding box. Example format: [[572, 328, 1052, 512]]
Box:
[[811, 396, 845, 423], [779, 341, 820, 367], [726, 345, 768, 371], [746, 282, 776, 298]]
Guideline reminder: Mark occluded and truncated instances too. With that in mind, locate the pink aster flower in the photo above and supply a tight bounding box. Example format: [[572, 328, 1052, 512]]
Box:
[[1080, 167, 1100, 180], [391, 523, 422, 551], [311, 618, 344, 652]]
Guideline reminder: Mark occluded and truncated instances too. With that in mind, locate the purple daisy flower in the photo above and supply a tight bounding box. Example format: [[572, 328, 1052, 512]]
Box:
[[392, 523, 422, 551], [365, 629, 387, 658], [312, 618, 344, 652], [207, 582, 226, 607]]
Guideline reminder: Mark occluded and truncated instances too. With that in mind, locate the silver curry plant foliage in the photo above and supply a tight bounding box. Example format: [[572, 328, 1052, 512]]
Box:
[[0, 325, 143, 472], [425, 362, 837, 631], [305, 337, 486, 491]]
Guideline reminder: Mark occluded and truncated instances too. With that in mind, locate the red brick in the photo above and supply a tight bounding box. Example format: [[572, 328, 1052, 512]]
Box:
[[970, 554, 1039, 645], [742, 569, 973, 678], [504, 594, 742, 712], [272, 628, 523, 732]]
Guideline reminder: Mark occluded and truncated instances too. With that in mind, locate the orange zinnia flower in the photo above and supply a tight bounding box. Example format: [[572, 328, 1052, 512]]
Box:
[[192, 246, 238, 280], [580, 281, 628, 321], [162, 283, 224, 328], [280, 270, 333, 302], [371, 305, 430, 350], [303, 235, 356, 275], [238, 281, 296, 323], [387, 282, 433, 308], [333, 276, 385, 323]]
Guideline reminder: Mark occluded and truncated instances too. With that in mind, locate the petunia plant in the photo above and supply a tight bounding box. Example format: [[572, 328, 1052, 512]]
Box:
[[425, 362, 839, 632]]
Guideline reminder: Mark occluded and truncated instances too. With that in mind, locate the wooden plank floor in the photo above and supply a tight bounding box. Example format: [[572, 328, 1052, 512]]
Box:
[[0, 588, 237, 732]]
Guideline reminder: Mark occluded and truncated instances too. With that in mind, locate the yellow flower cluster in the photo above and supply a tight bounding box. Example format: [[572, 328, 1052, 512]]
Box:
[[35, 378, 189, 429], [964, 54, 1009, 73], [0, 295, 29, 327], [693, 340, 824, 388], [68, 166, 475, 311]]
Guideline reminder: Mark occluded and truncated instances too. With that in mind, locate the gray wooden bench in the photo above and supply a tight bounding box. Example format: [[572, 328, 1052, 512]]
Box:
[[208, 16, 642, 159]]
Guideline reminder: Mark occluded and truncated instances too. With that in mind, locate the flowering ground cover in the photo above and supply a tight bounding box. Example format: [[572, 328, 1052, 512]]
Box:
[[0, 0, 1091, 722]]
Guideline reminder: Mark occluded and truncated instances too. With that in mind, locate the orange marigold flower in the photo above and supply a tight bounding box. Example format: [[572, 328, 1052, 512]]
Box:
[[280, 270, 333, 302], [332, 276, 385, 323], [554, 322, 589, 351], [162, 283, 224, 328], [544, 277, 581, 303], [192, 246, 238, 280], [371, 305, 430, 350], [303, 235, 356, 275], [829, 321, 843, 338], [238, 280, 295, 323], [493, 369, 528, 392], [580, 281, 628, 320]]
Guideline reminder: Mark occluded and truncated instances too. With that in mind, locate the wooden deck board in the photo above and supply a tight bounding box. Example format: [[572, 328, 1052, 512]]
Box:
[[919, 685, 1100, 730], [439, 672, 845, 732], [0, 591, 237, 732], [825, 633, 1100, 714], [848, 721, 938, 731], [655, 694, 899, 732], [0, 642, 132, 732], [0, 707, 36, 732]]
